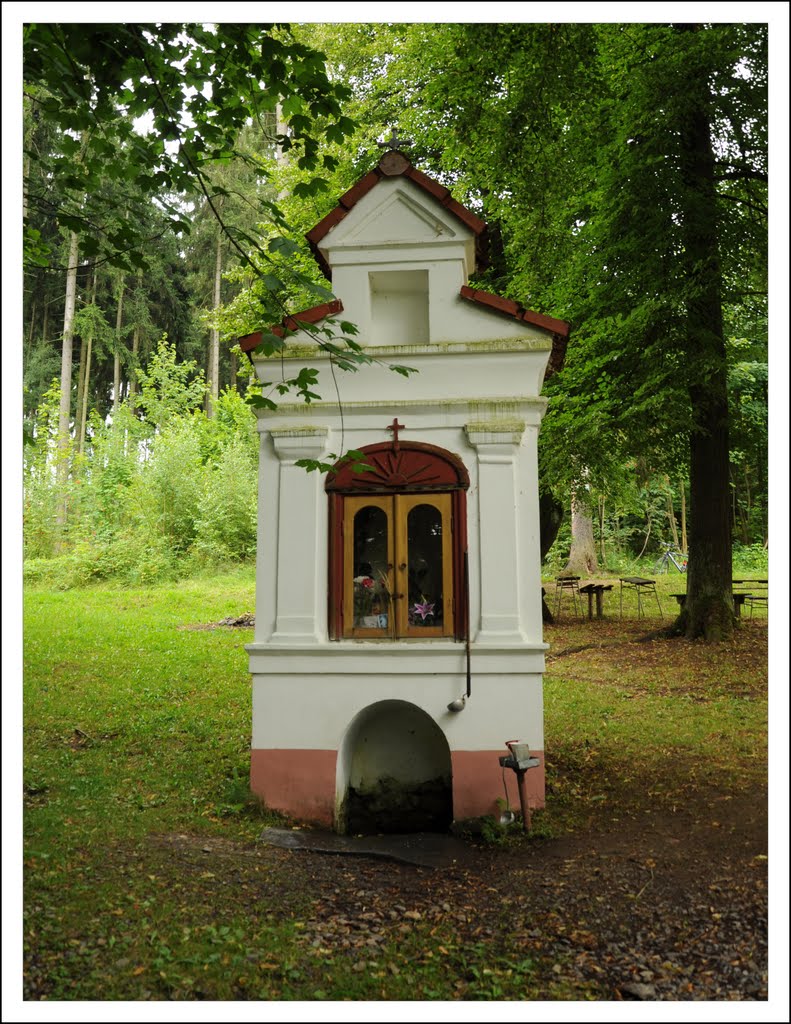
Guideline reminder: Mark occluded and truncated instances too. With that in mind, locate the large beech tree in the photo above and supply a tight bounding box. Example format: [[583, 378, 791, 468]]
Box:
[[310, 21, 767, 640]]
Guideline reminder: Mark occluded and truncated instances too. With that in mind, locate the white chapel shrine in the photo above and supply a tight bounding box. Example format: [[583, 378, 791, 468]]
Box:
[[239, 148, 569, 833]]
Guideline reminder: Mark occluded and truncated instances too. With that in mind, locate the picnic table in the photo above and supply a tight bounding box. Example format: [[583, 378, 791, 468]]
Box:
[[579, 581, 614, 620], [619, 576, 663, 619], [672, 580, 768, 619], [553, 576, 582, 619], [733, 579, 768, 618], [671, 592, 750, 617]]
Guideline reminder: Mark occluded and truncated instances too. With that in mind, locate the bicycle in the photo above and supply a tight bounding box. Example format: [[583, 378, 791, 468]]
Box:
[[653, 543, 687, 573]]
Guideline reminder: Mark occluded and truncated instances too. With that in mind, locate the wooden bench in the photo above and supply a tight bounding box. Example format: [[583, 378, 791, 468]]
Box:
[[733, 579, 768, 618], [672, 592, 751, 618], [579, 582, 614, 620]]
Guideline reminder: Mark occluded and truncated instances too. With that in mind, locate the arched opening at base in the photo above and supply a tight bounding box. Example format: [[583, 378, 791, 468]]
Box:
[[336, 700, 452, 835]]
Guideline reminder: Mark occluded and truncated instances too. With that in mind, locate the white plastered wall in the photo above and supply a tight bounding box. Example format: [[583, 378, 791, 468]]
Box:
[[247, 166, 556, 814]]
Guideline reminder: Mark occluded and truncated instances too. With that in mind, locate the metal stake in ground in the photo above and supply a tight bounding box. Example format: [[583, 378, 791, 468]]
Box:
[[499, 742, 541, 833]]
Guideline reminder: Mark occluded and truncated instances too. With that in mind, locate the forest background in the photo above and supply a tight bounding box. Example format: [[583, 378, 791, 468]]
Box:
[[7, 12, 786, 641]]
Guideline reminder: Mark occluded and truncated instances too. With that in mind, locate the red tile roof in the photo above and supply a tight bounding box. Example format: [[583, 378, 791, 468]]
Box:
[[239, 300, 344, 354], [459, 286, 569, 377], [305, 149, 487, 280], [240, 154, 570, 377], [460, 286, 569, 337]]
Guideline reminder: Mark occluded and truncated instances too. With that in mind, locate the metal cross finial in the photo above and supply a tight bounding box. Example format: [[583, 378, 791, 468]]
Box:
[[377, 128, 413, 152], [387, 418, 406, 450]]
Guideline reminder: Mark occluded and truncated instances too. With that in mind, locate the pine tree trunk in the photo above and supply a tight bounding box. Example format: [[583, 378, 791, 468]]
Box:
[[74, 272, 92, 453], [128, 270, 143, 406], [207, 227, 222, 418], [56, 230, 79, 533], [77, 333, 92, 455], [26, 300, 36, 362], [673, 25, 733, 640], [129, 324, 140, 406], [275, 103, 288, 167], [113, 279, 125, 417], [77, 274, 97, 455], [42, 296, 49, 350], [75, 336, 87, 448]]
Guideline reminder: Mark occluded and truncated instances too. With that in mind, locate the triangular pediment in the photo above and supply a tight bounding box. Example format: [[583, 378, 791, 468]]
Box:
[[323, 183, 463, 250]]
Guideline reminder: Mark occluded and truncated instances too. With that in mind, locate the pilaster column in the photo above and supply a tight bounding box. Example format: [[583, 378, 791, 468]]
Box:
[[466, 422, 526, 643], [270, 427, 330, 643]]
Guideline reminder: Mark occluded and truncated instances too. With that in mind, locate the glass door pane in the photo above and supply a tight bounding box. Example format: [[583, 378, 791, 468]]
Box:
[[343, 496, 393, 636], [407, 504, 444, 628], [396, 494, 453, 637]]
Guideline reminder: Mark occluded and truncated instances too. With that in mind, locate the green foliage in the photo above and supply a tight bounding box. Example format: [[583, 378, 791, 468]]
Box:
[[193, 440, 258, 563], [732, 542, 768, 576], [195, 388, 258, 464], [23, 379, 68, 559], [23, 366, 260, 584], [134, 335, 207, 428], [23, 23, 355, 274], [131, 422, 206, 554]]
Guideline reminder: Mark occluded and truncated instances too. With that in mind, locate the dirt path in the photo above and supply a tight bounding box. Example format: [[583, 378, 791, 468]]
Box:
[[147, 776, 766, 1001], [169, 617, 768, 1000]]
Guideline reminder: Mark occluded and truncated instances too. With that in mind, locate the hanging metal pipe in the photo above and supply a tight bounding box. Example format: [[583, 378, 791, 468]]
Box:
[[464, 550, 471, 699], [448, 551, 471, 713]]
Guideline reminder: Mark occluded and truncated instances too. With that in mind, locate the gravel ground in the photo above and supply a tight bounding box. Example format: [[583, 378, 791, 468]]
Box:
[[248, 780, 768, 1001]]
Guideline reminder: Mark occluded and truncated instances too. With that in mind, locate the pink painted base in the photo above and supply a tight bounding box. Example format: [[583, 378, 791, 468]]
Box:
[[250, 748, 337, 827], [251, 747, 545, 828], [451, 749, 545, 820]]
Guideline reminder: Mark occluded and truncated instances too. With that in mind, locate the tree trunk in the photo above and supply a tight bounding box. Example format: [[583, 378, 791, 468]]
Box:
[[539, 486, 564, 623], [598, 494, 606, 564], [128, 270, 143, 407], [673, 25, 733, 640], [75, 336, 87, 448], [207, 227, 223, 418], [129, 323, 140, 406], [666, 486, 680, 550], [26, 300, 36, 362], [77, 273, 97, 455], [75, 271, 92, 453], [42, 295, 49, 350], [680, 477, 687, 554], [56, 230, 79, 533], [275, 103, 288, 167], [564, 490, 598, 577], [539, 486, 564, 563], [113, 278, 125, 417], [77, 332, 93, 455]]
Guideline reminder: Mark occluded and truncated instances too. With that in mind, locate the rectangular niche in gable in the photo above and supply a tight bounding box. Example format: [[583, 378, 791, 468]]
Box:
[[368, 269, 429, 345]]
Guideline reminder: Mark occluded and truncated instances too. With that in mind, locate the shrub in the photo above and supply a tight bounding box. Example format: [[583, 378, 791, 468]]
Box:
[[193, 439, 257, 562], [129, 420, 206, 554]]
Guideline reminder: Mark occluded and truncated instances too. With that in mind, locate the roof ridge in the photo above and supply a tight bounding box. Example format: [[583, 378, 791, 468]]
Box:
[[305, 150, 487, 280]]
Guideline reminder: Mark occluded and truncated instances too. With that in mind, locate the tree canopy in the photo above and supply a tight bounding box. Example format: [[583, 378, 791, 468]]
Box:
[[17, 19, 771, 639], [23, 22, 355, 275], [286, 20, 768, 637]]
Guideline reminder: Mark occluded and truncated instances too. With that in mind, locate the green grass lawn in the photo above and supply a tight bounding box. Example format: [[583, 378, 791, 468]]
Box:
[[21, 567, 767, 1000]]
